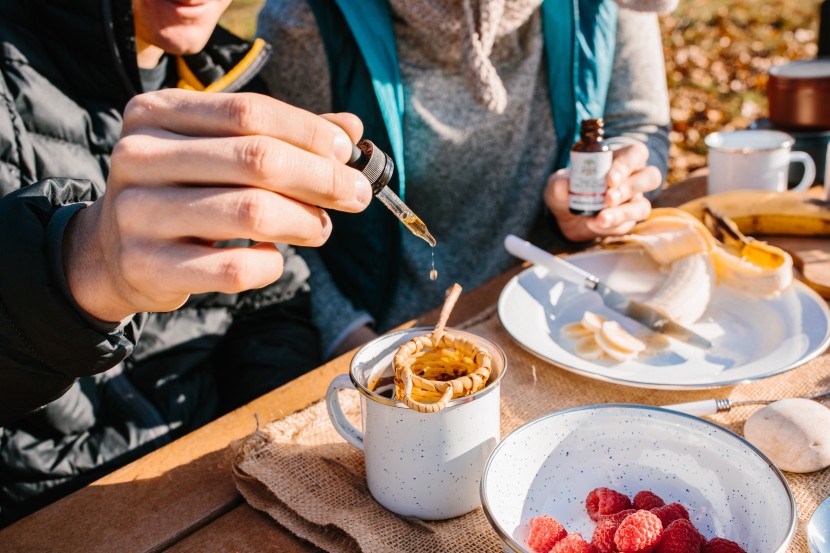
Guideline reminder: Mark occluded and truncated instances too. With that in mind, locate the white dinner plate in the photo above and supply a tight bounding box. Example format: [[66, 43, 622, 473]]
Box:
[[498, 249, 830, 389]]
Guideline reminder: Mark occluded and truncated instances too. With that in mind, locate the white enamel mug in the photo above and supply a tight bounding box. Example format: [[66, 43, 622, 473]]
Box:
[[326, 327, 507, 520], [705, 130, 816, 194]]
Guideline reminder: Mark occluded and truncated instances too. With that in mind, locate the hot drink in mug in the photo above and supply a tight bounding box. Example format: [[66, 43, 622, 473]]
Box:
[[326, 327, 507, 520]]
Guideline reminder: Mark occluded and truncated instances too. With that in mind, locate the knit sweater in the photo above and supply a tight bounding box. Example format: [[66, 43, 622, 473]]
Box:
[[257, 1, 671, 356]]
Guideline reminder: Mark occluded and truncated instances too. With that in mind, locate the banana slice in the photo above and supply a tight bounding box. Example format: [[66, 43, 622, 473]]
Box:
[[561, 321, 595, 339], [574, 335, 604, 360], [594, 330, 638, 362], [581, 311, 606, 333], [567, 311, 650, 363], [642, 333, 671, 354], [599, 321, 646, 354]]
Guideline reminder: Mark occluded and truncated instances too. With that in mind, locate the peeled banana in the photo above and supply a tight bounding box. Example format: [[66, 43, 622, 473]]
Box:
[[644, 252, 715, 326], [605, 207, 793, 328]]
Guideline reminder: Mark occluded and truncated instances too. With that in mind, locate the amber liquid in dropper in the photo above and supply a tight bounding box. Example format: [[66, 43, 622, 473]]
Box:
[[401, 212, 436, 247]]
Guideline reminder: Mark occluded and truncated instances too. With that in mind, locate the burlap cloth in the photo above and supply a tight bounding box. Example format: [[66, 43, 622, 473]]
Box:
[[233, 304, 830, 552]]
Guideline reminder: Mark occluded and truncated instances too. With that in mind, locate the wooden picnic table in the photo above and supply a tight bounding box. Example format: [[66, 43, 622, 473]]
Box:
[[0, 173, 810, 553]]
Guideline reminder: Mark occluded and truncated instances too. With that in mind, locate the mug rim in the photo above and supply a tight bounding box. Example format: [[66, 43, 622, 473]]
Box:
[[705, 129, 795, 153], [349, 326, 508, 409]]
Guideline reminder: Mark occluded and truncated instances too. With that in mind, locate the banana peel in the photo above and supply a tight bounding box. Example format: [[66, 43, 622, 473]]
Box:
[[679, 187, 830, 298], [679, 187, 830, 237]]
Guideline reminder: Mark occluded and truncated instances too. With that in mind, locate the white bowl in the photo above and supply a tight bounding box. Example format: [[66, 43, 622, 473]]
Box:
[[480, 405, 796, 552]]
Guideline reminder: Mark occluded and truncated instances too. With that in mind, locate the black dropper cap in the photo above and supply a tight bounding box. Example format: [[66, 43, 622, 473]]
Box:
[[348, 140, 395, 195]]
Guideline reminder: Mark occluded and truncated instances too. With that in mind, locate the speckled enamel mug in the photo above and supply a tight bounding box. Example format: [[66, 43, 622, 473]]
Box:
[[326, 327, 507, 520]]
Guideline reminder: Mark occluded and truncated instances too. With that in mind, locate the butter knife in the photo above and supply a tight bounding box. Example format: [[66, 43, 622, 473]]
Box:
[[504, 235, 712, 349]]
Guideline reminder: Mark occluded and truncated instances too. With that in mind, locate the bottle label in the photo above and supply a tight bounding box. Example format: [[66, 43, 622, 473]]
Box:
[[569, 151, 612, 213]]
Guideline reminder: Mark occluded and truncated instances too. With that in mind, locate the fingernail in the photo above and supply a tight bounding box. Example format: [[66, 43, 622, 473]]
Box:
[[333, 133, 353, 163], [602, 213, 617, 227], [355, 173, 372, 206], [608, 189, 622, 204], [609, 170, 622, 185], [319, 210, 332, 239]]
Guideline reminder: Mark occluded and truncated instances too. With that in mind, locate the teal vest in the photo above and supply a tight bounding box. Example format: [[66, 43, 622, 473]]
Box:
[[305, 0, 617, 324]]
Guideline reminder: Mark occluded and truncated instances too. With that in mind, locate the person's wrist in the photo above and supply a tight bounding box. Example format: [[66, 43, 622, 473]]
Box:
[[62, 202, 136, 323]]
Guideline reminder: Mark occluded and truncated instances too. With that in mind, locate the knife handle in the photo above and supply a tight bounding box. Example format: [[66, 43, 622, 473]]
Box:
[[660, 399, 721, 416], [504, 235, 595, 287]]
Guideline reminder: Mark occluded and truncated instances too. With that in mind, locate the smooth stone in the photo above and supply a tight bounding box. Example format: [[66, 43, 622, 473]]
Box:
[[744, 398, 830, 473]]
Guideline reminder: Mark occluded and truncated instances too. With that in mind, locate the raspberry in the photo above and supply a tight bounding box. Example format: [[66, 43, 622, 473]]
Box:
[[592, 517, 621, 553], [655, 519, 704, 553], [600, 509, 636, 525], [650, 503, 689, 527], [586, 487, 633, 521], [703, 537, 747, 553], [550, 533, 596, 553], [633, 491, 665, 511], [614, 510, 663, 553], [527, 515, 568, 553]]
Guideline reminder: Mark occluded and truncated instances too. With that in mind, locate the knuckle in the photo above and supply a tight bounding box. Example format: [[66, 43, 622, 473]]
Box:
[[236, 189, 267, 233], [321, 163, 347, 201], [111, 188, 142, 232], [226, 93, 260, 134], [218, 254, 250, 291], [112, 134, 150, 162], [122, 92, 165, 130], [302, 115, 323, 152], [239, 136, 273, 180]]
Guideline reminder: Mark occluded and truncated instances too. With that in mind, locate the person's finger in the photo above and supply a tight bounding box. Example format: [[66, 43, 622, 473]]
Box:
[[110, 132, 371, 213], [122, 89, 359, 163], [544, 169, 570, 213], [123, 240, 286, 300], [606, 165, 662, 206], [588, 193, 651, 234], [115, 186, 333, 247], [320, 112, 363, 145], [607, 142, 650, 188]]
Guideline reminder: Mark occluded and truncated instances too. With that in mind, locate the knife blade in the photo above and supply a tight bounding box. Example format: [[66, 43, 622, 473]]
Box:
[[504, 235, 712, 349]]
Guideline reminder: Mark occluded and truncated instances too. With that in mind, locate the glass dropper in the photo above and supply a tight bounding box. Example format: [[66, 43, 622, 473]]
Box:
[[347, 141, 436, 247]]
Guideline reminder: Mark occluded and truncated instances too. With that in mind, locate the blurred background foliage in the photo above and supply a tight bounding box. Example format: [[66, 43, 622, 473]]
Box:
[[221, 0, 824, 184]]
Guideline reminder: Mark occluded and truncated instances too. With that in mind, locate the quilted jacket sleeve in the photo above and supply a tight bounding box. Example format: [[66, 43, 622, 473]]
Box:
[[0, 180, 144, 426]]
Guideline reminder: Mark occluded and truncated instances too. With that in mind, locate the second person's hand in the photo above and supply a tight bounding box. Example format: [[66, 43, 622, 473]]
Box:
[[63, 89, 371, 323], [544, 142, 661, 243]]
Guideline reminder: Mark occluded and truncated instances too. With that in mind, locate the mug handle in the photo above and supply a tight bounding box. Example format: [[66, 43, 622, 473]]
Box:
[[789, 151, 816, 192], [325, 374, 364, 451]]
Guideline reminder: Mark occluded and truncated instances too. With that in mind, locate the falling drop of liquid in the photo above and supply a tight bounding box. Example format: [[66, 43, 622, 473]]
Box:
[[429, 248, 438, 281]]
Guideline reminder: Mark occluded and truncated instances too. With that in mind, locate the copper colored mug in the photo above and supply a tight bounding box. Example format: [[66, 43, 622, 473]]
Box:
[[768, 60, 830, 131]]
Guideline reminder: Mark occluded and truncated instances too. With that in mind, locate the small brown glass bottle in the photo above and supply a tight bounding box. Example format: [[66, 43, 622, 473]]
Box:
[[569, 118, 612, 216]]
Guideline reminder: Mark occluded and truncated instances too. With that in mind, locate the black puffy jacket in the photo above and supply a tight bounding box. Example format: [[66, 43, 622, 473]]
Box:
[[0, 0, 320, 525]]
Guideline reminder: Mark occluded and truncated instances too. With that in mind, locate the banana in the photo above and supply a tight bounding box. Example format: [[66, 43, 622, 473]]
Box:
[[581, 311, 606, 333], [562, 311, 646, 363], [679, 188, 830, 236], [574, 335, 604, 360], [643, 252, 715, 326], [599, 321, 646, 355], [561, 321, 594, 339]]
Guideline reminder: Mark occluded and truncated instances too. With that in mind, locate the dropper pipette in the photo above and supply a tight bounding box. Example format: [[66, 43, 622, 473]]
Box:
[[347, 140, 436, 247]]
